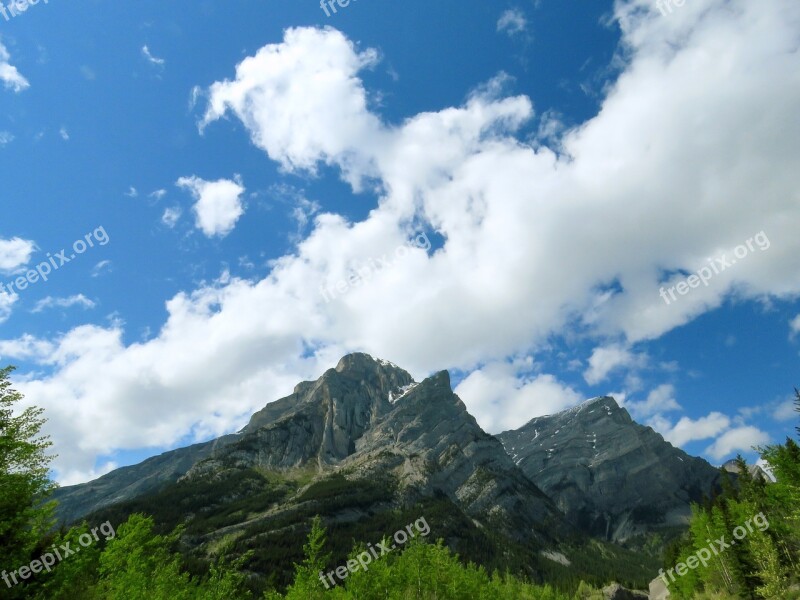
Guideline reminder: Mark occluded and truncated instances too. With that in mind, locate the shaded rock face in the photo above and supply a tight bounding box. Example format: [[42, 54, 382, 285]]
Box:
[[185, 353, 416, 475], [497, 397, 721, 543], [54, 353, 572, 546]]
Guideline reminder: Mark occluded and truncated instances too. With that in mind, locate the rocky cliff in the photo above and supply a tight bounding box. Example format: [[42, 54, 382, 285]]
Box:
[[497, 396, 721, 543]]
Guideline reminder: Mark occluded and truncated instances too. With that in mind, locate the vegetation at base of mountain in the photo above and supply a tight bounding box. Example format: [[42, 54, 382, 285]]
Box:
[[14, 509, 632, 599], [81, 467, 658, 595], [663, 390, 800, 599]]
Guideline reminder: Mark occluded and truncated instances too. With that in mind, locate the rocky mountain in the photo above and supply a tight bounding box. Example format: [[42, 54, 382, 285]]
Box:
[[178, 353, 573, 546], [51, 355, 664, 590], [497, 396, 722, 544]]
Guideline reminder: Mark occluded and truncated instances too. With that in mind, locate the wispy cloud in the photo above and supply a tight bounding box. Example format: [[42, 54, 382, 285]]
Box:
[[0, 131, 13, 146], [497, 9, 528, 37], [161, 206, 182, 228], [32, 294, 96, 314], [790, 314, 800, 339], [142, 45, 165, 67], [91, 260, 113, 277]]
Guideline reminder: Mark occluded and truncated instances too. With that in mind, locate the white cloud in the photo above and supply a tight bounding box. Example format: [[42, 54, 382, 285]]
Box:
[[626, 383, 681, 418], [125, 187, 138, 198], [11, 0, 800, 482], [79, 66, 96, 81], [650, 412, 731, 446], [0, 290, 18, 324], [497, 9, 528, 36], [455, 362, 583, 433], [0, 237, 35, 271], [142, 45, 165, 67], [0, 42, 29, 93], [0, 334, 56, 362], [705, 426, 771, 460], [59, 127, 69, 141], [773, 399, 798, 421], [290, 197, 320, 231], [161, 206, 182, 228], [58, 461, 118, 488], [32, 294, 96, 314], [200, 28, 383, 190], [790, 314, 800, 339], [0, 131, 13, 145], [584, 344, 647, 385], [149, 189, 167, 200], [91, 259, 113, 277], [176, 175, 246, 237]]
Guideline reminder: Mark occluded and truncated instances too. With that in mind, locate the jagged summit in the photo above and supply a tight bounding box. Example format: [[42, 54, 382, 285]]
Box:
[[334, 352, 409, 376], [498, 395, 721, 543], [506, 395, 628, 437]]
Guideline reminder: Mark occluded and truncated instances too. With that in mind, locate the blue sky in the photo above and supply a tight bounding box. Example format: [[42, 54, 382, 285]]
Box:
[[0, 0, 798, 484]]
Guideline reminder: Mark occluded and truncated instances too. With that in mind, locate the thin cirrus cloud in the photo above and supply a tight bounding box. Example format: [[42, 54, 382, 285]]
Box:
[[31, 294, 96, 314], [496, 9, 528, 37], [5, 0, 799, 483], [141, 45, 165, 67], [176, 175, 246, 238], [161, 206, 182, 228]]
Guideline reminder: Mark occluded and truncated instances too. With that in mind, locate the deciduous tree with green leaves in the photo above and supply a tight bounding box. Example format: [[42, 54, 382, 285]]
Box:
[[0, 365, 57, 588]]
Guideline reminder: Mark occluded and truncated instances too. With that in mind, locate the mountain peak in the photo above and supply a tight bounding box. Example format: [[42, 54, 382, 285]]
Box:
[[497, 394, 721, 543], [334, 352, 409, 376], [569, 395, 623, 416]]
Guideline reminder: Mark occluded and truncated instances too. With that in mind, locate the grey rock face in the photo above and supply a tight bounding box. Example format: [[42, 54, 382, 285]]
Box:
[[497, 396, 721, 542], [183, 357, 571, 545], [183, 353, 416, 476], [336, 369, 573, 543]]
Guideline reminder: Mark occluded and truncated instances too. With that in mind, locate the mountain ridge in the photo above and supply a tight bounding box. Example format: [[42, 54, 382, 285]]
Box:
[[497, 395, 722, 543]]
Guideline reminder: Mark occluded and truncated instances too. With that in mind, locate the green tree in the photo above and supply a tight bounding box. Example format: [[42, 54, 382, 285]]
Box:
[[283, 515, 330, 600], [0, 365, 57, 593], [96, 514, 195, 599]]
